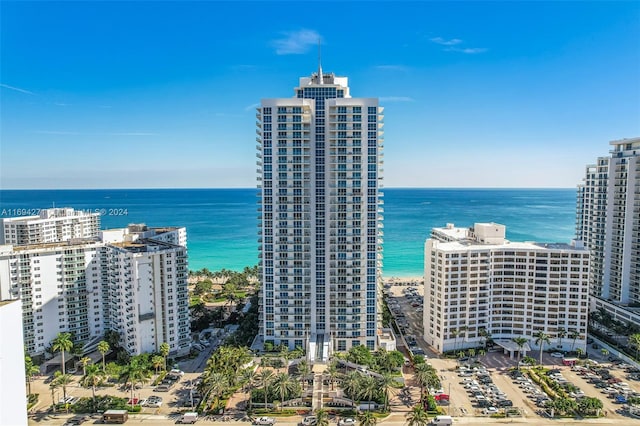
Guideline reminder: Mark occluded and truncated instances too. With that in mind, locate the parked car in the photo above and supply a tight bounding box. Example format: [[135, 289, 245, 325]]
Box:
[[300, 416, 317, 426], [550, 352, 564, 358], [483, 407, 498, 415], [155, 385, 171, 392], [338, 419, 356, 426], [252, 417, 276, 426]]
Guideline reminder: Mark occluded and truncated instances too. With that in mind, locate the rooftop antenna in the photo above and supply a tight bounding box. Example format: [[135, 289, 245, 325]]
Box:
[[317, 38, 323, 84]]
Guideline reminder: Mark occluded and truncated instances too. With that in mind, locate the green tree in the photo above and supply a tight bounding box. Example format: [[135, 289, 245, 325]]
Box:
[[378, 372, 398, 412], [79, 356, 92, 376], [325, 361, 339, 391], [357, 410, 377, 426], [25, 355, 40, 396], [556, 328, 566, 351], [195, 279, 213, 295], [204, 372, 228, 411], [628, 333, 640, 359], [151, 355, 164, 375], [315, 408, 329, 426], [81, 363, 105, 413], [576, 396, 603, 416], [52, 332, 74, 375], [568, 331, 580, 352], [49, 381, 59, 412], [341, 370, 362, 408], [358, 375, 379, 411], [272, 372, 295, 409], [533, 331, 551, 366], [346, 344, 374, 366], [255, 368, 275, 408], [159, 342, 170, 371], [119, 359, 149, 407], [97, 341, 110, 372], [406, 403, 430, 426], [296, 360, 311, 391], [53, 371, 74, 401], [512, 337, 528, 370], [600, 348, 609, 359], [241, 368, 257, 413]]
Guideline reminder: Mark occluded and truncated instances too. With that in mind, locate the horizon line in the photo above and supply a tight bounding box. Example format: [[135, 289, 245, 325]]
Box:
[[0, 186, 576, 191]]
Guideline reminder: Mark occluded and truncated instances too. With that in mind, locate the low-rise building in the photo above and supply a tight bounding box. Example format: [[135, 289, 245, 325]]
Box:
[[0, 223, 190, 358]]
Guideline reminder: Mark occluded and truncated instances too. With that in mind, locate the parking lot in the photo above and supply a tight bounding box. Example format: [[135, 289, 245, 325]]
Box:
[[384, 280, 640, 421]]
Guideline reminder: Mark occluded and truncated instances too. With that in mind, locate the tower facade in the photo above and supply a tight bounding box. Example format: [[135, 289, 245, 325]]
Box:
[[577, 137, 640, 326], [256, 69, 384, 358], [424, 223, 589, 354]]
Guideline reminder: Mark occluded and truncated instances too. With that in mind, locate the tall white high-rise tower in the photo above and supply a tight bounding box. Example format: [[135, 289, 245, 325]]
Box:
[[576, 137, 640, 327], [256, 68, 384, 360]]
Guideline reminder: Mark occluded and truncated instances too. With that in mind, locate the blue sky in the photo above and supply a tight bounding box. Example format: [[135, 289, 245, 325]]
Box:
[[1, 1, 639, 189]]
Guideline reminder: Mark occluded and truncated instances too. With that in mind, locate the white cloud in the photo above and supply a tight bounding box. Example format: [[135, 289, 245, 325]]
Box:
[[271, 29, 321, 55], [374, 65, 408, 71], [379, 96, 414, 102], [445, 47, 488, 54], [430, 37, 463, 46], [244, 102, 261, 111], [0, 83, 35, 95]]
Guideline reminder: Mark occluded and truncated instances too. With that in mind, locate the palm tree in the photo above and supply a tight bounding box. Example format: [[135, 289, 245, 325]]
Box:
[[512, 337, 528, 369], [49, 381, 59, 412], [357, 410, 377, 426], [533, 331, 551, 366], [378, 372, 398, 412], [97, 340, 110, 372], [326, 361, 339, 391], [241, 368, 257, 413], [79, 356, 92, 376], [450, 329, 459, 354], [151, 355, 164, 375], [628, 333, 640, 359], [54, 371, 74, 401], [204, 372, 228, 411], [81, 363, 105, 413], [25, 355, 40, 396], [255, 368, 275, 408], [568, 331, 580, 352], [358, 375, 379, 411], [576, 348, 584, 358], [296, 360, 311, 391], [341, 370, 362, 408], [556, 328, 567, 351], [119, 359, 149, 407], [406, 403, 430, 426], [52, 332, 74, 375], [315, 408, 329, 426], [478, 328, 491, 350], [159, 342, 170, 371], [272, 372, 295, 409], [600, 348, 610, 359]]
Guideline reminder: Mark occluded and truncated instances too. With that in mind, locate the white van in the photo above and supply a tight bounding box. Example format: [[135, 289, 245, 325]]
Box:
[[429, 415, 453, 426], [180, 412, 198, 424]]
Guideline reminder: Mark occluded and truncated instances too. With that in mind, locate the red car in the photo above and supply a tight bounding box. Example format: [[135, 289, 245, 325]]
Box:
[[434, 394, 450, 401]]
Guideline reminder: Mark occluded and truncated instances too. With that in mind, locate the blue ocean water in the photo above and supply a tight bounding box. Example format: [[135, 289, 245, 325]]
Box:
[[0, 188, 577, 277]]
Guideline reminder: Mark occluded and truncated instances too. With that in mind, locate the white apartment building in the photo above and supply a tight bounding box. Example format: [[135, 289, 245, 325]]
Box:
[[0, 207, 100, 245], [0, 224, 190, 358], [577, 137, 640, 326], [256, 67, 384, 359], [0, 300, 28, 426], [424, 223, 590, 354]]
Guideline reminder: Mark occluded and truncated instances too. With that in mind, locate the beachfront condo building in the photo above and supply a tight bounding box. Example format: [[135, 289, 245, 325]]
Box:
[[576, 137, 640, 328], [255, 66, 385, 359], [0, 300, 28, 426], [423, 223, 590, 355], [0, 207, 101, 245], [0, 223, 190, 359]]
